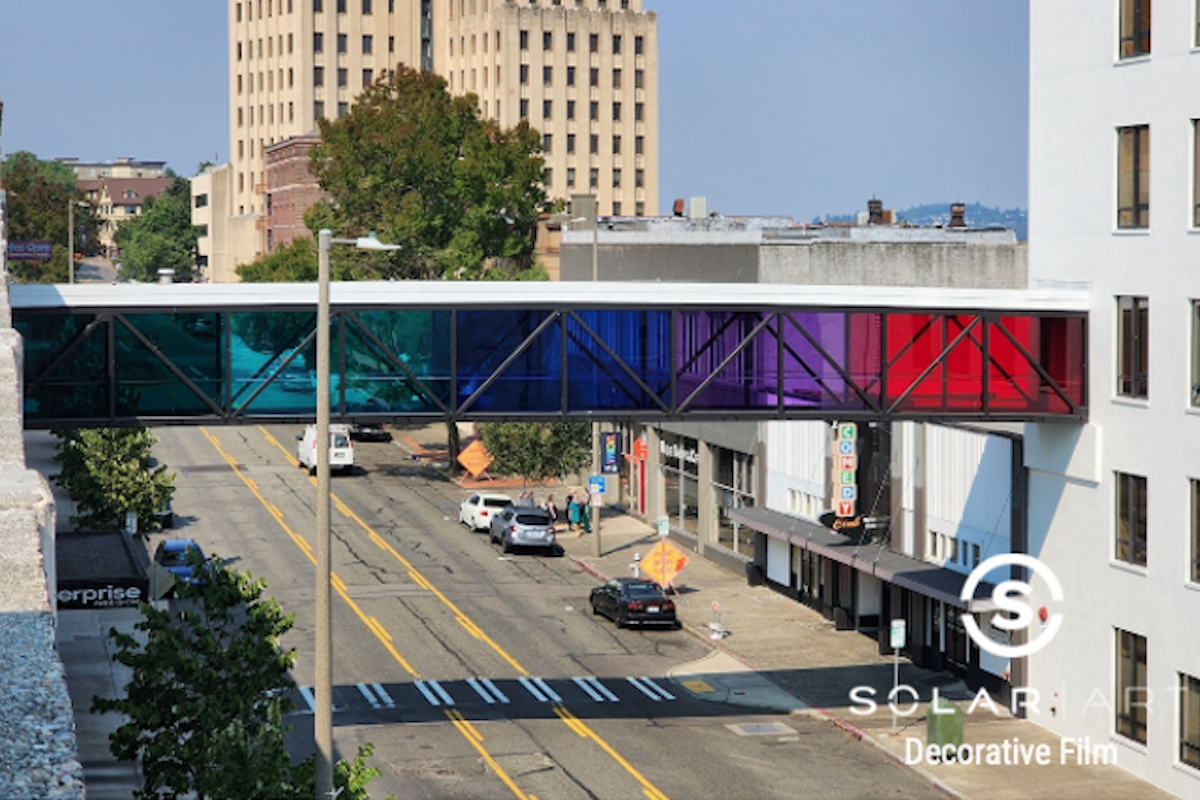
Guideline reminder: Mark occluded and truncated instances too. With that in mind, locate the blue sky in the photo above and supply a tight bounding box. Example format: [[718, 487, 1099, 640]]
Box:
[[0, 0, 1028, 222]]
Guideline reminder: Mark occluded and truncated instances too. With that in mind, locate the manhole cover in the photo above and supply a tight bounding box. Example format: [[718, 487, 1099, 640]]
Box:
[[726, 722, 796, 737]]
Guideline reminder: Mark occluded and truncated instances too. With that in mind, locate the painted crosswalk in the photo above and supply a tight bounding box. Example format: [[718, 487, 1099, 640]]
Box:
[[292, 674, 682, 716]]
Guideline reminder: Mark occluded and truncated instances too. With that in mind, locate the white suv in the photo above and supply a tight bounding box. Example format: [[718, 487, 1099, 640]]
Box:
[[459, 492, 514, 531]]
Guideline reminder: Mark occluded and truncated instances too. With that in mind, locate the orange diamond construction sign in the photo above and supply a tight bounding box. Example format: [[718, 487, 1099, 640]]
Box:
[[457, 440, 494, 479], [641, 539, 689, 587]]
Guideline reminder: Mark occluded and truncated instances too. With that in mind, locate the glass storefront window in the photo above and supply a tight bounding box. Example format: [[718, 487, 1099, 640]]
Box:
[[714, 449, 755, 557], [660, 431, 701, 537]]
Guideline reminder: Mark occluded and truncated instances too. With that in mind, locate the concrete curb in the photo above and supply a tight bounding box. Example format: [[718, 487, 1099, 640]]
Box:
[[572, 553, 964, 800]]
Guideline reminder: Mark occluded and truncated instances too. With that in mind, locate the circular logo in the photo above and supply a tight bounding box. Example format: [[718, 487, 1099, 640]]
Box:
[[960, 554, 1063, 659]]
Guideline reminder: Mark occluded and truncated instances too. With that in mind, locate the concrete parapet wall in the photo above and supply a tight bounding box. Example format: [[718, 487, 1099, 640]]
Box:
[[0, 270, 85, 797]]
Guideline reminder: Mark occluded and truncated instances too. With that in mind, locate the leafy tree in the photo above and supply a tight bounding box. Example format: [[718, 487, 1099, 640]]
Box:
[[51, 428, 174, 533], [306, 64, 554, 280], [237, 236, 318, 282], [1, 150, 98, 283], [112, 177, 200, 282], [479, 421, 591, 487], [92, 557, 391, 800]]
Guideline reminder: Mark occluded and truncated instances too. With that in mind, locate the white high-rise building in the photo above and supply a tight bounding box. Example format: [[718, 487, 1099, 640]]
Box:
[[1027, 1, 1200, 794]]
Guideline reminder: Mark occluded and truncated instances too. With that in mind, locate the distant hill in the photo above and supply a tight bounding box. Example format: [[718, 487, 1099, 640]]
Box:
[[815, 203, 1027, 241]]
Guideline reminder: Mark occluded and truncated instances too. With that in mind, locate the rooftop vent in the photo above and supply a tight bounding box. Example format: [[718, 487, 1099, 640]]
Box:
[[867, 198, 884, 225], [949, 202, 967, 228]]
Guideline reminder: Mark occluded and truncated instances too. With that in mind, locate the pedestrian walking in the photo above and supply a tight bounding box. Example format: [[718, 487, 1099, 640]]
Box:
[[567, 493, 582, 535], [544, 494, 559, 530], [581, 495, 593, 535]]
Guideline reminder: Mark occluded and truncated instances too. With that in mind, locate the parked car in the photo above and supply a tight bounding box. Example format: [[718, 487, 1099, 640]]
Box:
[[349, 421, 391, 442], [590, 578, 679, 629], [296, 423, 354, 475], [153, 538, 207, 587], [278, 359, 315, 393], [154, 497, 175, 529], [489, 505, 557, 554], [459, 492, 514, 531]]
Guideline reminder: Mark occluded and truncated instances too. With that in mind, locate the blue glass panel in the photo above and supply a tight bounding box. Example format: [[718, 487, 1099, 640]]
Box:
[[565, 310, 670, 411], [456, 309, 563, 413]]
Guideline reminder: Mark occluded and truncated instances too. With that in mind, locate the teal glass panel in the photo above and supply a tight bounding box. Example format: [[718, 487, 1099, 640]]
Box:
[[112, 314, 221, 416], [20, 313, 108, 421], [228, 311, 318, 415], [341, 310, 450, 414]]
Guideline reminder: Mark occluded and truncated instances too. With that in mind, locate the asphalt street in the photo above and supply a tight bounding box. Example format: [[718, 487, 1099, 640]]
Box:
[[109, 423, 949, 800]]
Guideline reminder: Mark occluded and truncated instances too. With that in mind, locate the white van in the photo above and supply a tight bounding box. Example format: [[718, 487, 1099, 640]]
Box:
[[296, 423, 354, 475]]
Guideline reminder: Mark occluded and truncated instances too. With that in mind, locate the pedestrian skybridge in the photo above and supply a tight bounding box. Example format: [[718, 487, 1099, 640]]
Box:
[[9, 281, 1088, 428]]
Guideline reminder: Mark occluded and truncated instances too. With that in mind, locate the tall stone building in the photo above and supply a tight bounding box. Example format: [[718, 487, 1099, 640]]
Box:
[[221, 0, 658, 272]]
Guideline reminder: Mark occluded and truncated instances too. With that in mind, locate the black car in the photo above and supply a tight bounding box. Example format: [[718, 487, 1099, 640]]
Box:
[[349, 422, 391, 442], [590, 578, 679, 629]]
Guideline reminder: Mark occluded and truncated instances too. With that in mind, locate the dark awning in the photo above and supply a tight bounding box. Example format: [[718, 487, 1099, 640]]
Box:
[[730, 507, 994, 609]]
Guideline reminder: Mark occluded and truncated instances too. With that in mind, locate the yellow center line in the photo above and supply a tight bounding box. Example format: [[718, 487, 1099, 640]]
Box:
[[248, 425, 670, 800], [446, 709, 531, 800]]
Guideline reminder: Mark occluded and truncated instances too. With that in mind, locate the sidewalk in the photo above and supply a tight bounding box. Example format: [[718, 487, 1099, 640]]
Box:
[[558, 507, 1175, 800]]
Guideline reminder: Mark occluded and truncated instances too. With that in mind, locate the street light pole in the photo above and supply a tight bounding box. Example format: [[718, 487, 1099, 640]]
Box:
[[67, 200, 88, 284], [314, 228, 400, 800]]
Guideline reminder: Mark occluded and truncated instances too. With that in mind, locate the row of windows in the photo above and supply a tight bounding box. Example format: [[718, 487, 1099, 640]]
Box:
[[544, 164, 643, 187], [543, 132, 645, 156], [448, 0, 632, 19], [314, 66, 384, 88], [1114, 122, 1200, 230], [450, 30, 644, 57], [235, 0, 388, 19], [237, 35, 294, 60], [1113, 627, 1200, 774], [237, 102, 298, 128], [519, 64, 645, 89], [1116, 0, 1200, 57], [1114, 296, 1200, 405], [1109, 471, 1200, 583], [238, 69, 295, 94], [518, 97, 643, 122]]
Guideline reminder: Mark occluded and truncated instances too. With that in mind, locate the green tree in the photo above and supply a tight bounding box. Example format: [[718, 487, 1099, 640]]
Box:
[[113, 177, 199, 282], [479, 421, 591, 487], [92, 558, 390, 800], [1, 150, 97, 283], [306, 64, 553, 280], [51, 428, 174, 533]]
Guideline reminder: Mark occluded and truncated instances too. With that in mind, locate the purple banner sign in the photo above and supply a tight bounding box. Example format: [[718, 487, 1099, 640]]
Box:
[[7, 240, 54, 261]]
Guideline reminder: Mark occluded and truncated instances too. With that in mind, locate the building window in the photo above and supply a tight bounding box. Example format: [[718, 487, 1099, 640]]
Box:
[[543, 133, 552, 153], [314, 100, 325, 119], [1118, 125, 1150, 228], [288, 33, 293, 53], [1192, 479, 1200, 582], [543, 100, 552, 119], [314, 32, 324, 52], [590, 101, 598, 121], [612, 101, 621, 121], [338, 68, 347, 87], [1117, 295, 1149, 398], [389, 35, 394, 53], [338, 101, 348, 117], [238, 74, 244, 94], [520, 64, 529, 84], [635, 35, 643, 55], [567, 32, 575, 52], [635, 168, 643, 187], [635, 102, 644, 121], [1115, 471, 1147, 566], [363, 68, 373, 87], [1119, 0, 1151, 58], [590, 134, 599, 154], [543, 31, 552, 50], [612, 168, 621, 188], [362, 0, 371, 12], [635, 135, 644, 155], [613, 68, 622, 89], [1116, 629, 1148, 744], [612, 135, 621, 155], [613, 201, 621, 216], [566, 66, 576, 86], [590, 33, 599, 53], [590, 168, 598, 188], [566, 134, 576, 154], [314, 66, 325, 86], [566, 167, 575, 187], [1193, 121, 1200, 227], [288, 68, 294, 86], [520, 98, 529, 118], [314, 0, 322, 11], [567, 100, 575, 120], [635, 69, 643, 89], [1182, 673, 1200, 769], [520, 29, 529, 49], [590, 67, 599, 87], [544, 167, 553, 187], [543, 66, 552, 85], [363, 34, 373, 54], [612, 34, 621, 54], [336, 0, 345, 11], [338, 33, 347, 53]]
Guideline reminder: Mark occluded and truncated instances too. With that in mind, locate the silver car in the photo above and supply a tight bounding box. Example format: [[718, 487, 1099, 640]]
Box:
[[489, 505, 557, 554]]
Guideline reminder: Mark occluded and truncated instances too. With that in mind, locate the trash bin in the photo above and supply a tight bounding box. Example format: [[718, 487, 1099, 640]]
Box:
[[926, 696, 964, 749], [745, 562, 764, 586]]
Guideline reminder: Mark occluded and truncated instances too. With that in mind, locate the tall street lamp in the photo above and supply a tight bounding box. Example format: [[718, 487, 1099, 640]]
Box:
[[314, 228, 400, 799], [67, 200, 88, 284]]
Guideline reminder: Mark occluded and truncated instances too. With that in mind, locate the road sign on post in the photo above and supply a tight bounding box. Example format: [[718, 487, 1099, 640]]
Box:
[[657, 516, 670, 538]]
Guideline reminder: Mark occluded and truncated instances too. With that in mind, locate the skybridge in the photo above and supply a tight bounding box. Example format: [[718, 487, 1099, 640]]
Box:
[[9, 281, 1088, 428]]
